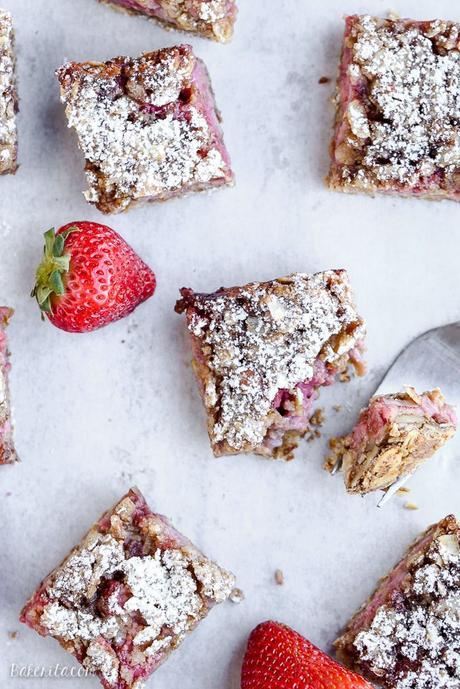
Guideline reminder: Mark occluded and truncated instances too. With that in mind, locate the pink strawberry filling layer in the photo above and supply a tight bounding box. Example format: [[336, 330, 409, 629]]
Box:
[[350, 394, 457, 450], [264, 359, 346, 451]]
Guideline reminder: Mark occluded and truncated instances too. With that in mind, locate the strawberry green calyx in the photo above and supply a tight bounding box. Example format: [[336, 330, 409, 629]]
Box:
[[32, 226, 80, 314]]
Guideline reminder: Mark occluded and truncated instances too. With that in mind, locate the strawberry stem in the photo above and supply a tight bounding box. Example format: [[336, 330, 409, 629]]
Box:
[[32, 226, 80, 315]]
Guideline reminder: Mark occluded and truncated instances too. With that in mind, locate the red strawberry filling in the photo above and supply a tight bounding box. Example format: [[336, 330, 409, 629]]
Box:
[[264, 346, 365, 453]]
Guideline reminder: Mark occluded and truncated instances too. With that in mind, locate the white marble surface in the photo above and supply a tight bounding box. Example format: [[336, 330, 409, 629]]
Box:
[[1, 1, 460, 687]]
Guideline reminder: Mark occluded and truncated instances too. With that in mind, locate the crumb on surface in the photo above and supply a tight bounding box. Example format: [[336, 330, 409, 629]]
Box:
[[333, 404, 342, 413], [404, 501, 419, 510], [319, 76, 331, 84], [306, 428, 322, 443], [310, 408, 325, 427], [229, 588, 245, 604], [397, 487, 411, 495], [275, 569, 284, 585], [339, 370, 351, 383], [7, 631, 17, 639]]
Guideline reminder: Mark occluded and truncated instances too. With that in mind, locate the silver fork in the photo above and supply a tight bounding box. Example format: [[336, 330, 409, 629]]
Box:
[[332, 322, 460, 507]]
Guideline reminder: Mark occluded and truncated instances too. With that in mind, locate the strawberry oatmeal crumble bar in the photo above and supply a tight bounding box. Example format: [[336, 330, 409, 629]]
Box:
[[335, 515, 460, 688], [326, 388, 457, 494], [0, 10, 18, 174], [0, 307, 17, 465], [100, 0, 237, 43], [175, 270, 366, 460], [20, 488, 235, 689], [56, 45, 234, 214], [328, 16, 460, 200]]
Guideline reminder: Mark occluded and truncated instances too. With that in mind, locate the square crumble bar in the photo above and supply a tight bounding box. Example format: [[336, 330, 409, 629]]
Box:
[[0, 307, 18, 465], [56, 45, 234, 214], [175, 270, 366, 460], [328, 15, 460, 200], [20, 488, 235, 689], [326, 388, 457, 494], [0, 9, 18, 174], [100, 0, 237, 43], [335, 515, 460, 689]]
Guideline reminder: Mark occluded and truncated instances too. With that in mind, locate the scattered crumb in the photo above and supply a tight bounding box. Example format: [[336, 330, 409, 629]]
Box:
[[339, 370, 351, 383], [404, 501, 419, 511], [306, 429, 322, 443], [387, 9, 400, 20], [318, 76, 331, 84], [310, 408, 325, 427], [397, 487, 411, 495], [229, 588, 245, 604], [275, 569, 284, 585], [8, 631, 17, 640], [333, 404, 342, 413]]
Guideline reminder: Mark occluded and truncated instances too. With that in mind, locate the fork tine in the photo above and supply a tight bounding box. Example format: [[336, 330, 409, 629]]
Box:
[[377, 474, 412, 508], [330, 457, 342, 475]]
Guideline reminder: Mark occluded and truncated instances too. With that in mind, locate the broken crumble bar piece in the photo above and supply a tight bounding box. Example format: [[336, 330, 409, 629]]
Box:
[[335, 515, 460, 689], [56, 45, 234, 214], [100, 0, 237, 43], [326, 388, 457, 494], [20, 487, 235, 689], [0, 307, 18, 465], [0, 10, 18, 174], [328, 15, 460, 201], [175, 270, 366, 460]]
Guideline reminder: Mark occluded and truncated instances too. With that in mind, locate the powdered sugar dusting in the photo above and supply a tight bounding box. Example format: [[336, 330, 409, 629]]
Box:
[[354, 529, 460, 688], [0, 10, 17, 174], [56, 46, 231, 212], [181, 271, 364, 451], [336, 16, 460, 193], [122, 550, 203, 642], [198, 0, 226, 22]]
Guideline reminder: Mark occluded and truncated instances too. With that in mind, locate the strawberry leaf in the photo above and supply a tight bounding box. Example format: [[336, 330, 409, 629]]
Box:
[[32, 226, 80, 316]]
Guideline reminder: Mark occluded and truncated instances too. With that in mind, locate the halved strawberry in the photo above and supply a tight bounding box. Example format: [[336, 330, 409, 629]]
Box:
[[32, 221, 156, 333], [241, 621, 373, 689]]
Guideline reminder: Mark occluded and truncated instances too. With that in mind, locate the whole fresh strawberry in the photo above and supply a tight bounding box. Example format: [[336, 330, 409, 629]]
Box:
[[241, 621, 372, 689], [32, 222, 156, 333]]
